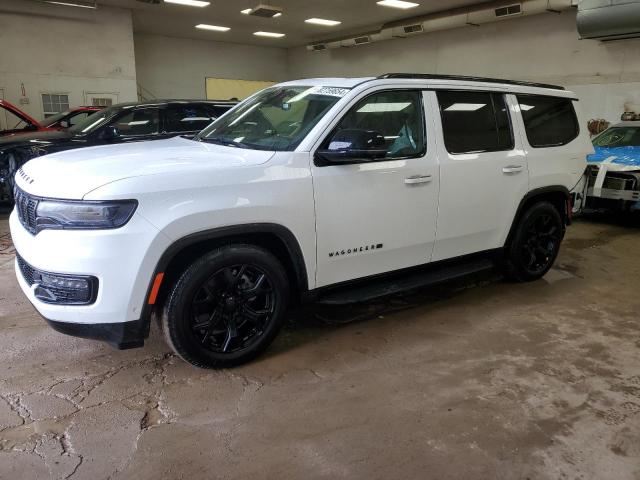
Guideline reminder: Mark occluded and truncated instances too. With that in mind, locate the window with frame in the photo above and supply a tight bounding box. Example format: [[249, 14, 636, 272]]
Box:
[[330, 90, 425, 160], [112, 108, 160, 136], [42, 93, 70, 118], [517, 95, 579, 147], [92, 98, 113, 107], [437, 90, 513, 154]]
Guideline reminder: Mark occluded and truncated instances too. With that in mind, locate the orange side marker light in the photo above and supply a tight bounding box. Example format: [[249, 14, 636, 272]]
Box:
[[148, 273, 165, 305]]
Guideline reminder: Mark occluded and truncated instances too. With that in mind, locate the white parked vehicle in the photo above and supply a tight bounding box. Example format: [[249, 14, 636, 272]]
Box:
[[10, 74, 592, 368]]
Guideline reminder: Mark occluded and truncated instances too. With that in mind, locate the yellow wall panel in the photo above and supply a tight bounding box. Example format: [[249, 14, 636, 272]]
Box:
[[205, 78, 276, 101]]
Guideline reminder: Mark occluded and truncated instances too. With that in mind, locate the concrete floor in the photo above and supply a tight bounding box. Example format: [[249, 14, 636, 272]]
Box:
[[0, 213, 639, 480]]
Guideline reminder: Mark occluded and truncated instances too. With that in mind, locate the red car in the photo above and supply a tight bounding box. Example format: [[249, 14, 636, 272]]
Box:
[[0, 100, 102, 136], [0, 100, 48, 136]]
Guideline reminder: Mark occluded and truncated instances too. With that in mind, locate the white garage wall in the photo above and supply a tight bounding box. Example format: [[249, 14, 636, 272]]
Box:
[[0, 1, 137, 120], [287, 10, 640, 124], [134, 34, 288, 100]]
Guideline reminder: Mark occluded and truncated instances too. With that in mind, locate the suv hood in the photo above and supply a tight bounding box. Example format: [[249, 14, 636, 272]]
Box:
[[588, 146, 640, 172], [16, 136, 275, 199]]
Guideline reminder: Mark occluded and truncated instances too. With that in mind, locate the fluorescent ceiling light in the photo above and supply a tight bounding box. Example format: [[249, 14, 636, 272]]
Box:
[[196, 24, 231, 32], [358, 102, 411, 113], [254, 31, 285, 38], [305, 18, 342, 26], [520, 104, 535, 111], [241, 8, 252, 14], [273, 12, 282, 17], [377, 0, 419, 9], [43, 1, 97, 8], [445, 103, 486, 111], [165, 0, 210, 6]]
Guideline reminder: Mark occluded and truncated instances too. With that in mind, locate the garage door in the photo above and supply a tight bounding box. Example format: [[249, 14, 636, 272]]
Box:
[[205, 78, 276, 101]]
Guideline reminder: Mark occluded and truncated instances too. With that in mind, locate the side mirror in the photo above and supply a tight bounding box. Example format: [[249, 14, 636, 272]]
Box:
[[316, 129, 387, 164], [100, 125, 120, 141]]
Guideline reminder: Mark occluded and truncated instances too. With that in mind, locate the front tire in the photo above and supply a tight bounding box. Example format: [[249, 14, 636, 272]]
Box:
[[162, 245, 290, 368], [504, 201, 564, 282]]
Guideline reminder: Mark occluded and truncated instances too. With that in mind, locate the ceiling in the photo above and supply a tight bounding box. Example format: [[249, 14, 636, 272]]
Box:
[[99, 0, 489, 47]]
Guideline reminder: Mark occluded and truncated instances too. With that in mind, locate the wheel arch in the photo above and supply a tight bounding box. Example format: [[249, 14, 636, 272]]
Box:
[[140, 223, 309, 327], [504, 186, 571, 248]]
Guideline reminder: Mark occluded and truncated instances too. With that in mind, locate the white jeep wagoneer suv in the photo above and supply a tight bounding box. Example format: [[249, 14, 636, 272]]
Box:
[[10, 74, 592, 368]]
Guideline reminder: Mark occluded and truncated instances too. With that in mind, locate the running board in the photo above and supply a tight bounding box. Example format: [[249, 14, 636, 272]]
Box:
[[317, 258, 496, 306]]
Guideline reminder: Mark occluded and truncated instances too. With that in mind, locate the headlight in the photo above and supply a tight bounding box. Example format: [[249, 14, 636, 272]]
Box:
[[35, 200, 138, 232]]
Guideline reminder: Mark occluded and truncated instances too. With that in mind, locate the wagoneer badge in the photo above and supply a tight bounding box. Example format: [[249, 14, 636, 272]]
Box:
[[329, 244, 383, 258], [17, 169, 34, 184]]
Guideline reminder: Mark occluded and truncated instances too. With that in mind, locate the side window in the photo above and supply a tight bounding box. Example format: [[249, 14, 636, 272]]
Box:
[[164, 105, 214, 133], [437, 90, 513, 154], [67, 112, 90, 127], [333, 90, 425, 159], [517, 95, 579, 147], [113, 108, 160, 136], [210, 106, 233, 118]]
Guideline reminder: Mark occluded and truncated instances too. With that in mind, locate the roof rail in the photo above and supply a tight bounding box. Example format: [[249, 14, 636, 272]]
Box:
[[377, 73, 565, 91]]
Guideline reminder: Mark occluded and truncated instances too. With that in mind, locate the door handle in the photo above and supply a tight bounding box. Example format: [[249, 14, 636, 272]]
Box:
[[404, 175, 432, 185], [502, 165, 524, 174]]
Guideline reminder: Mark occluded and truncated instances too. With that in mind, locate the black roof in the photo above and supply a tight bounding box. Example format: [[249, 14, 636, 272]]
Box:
[[112, 99, 238, 109], [377, 73, 565, 91]]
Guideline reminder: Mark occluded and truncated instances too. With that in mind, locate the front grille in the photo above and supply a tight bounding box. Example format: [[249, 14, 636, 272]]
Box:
[[588, 169, 639, 191], [16, 253, 36, 286], [13, 187, 39, 234], [16, 253, 98, 305]]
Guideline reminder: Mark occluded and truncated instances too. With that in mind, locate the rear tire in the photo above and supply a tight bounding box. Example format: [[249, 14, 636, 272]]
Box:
[[503, 201, 564, 282], [162, 245, 290, 368]]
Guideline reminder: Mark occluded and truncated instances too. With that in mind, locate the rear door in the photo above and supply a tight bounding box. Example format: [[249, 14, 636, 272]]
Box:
[[312, 88, 440, 288], [430, 90, 529, 261]]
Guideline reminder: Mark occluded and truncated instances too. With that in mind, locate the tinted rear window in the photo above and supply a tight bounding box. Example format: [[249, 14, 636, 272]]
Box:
[[517, 95, 579, 147], [437, 91, 513, 154]]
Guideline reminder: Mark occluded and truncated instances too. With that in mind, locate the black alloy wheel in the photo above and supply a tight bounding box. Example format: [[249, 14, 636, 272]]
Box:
[[519, 213, 562, 276], [504, 201, 564, 282], [162, 245, 289, 368], [190, 264, 275, 354]]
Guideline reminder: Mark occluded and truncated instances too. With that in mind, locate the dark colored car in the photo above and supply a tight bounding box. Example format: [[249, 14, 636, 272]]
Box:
[[0, 99, 237, 205], [0, 100, 51, 136], [42, 106, 104, 129]]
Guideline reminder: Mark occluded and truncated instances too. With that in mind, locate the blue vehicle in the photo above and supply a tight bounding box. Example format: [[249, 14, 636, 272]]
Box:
[[585, 121, 640, 211]]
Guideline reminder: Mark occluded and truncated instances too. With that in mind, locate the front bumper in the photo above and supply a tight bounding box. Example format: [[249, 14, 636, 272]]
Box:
[[10, 209, 172, 345], [585, 166, 640, 208], [45, 317, 148, 350]]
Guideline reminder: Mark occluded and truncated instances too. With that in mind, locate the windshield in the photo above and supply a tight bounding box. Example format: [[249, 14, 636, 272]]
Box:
[[593, 126, 640, 148], [196, 85, 350, 151], [69, 106, 120, 134]]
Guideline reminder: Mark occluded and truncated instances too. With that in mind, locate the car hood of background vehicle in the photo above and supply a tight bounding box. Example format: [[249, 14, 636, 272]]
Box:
[[0, 129, 74, 150], [587, 146, 640, 172], [17, 136, 276, 199]]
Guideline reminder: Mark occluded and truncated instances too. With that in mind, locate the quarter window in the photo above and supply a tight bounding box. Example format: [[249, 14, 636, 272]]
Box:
[[42, 93, 70, 118], [333, 90, 425, 159], [437, 91, 513, 154], [517, 95, 579, 147]]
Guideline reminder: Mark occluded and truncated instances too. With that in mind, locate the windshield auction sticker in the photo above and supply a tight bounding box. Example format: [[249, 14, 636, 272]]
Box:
[[315, 87, 351, 97]]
